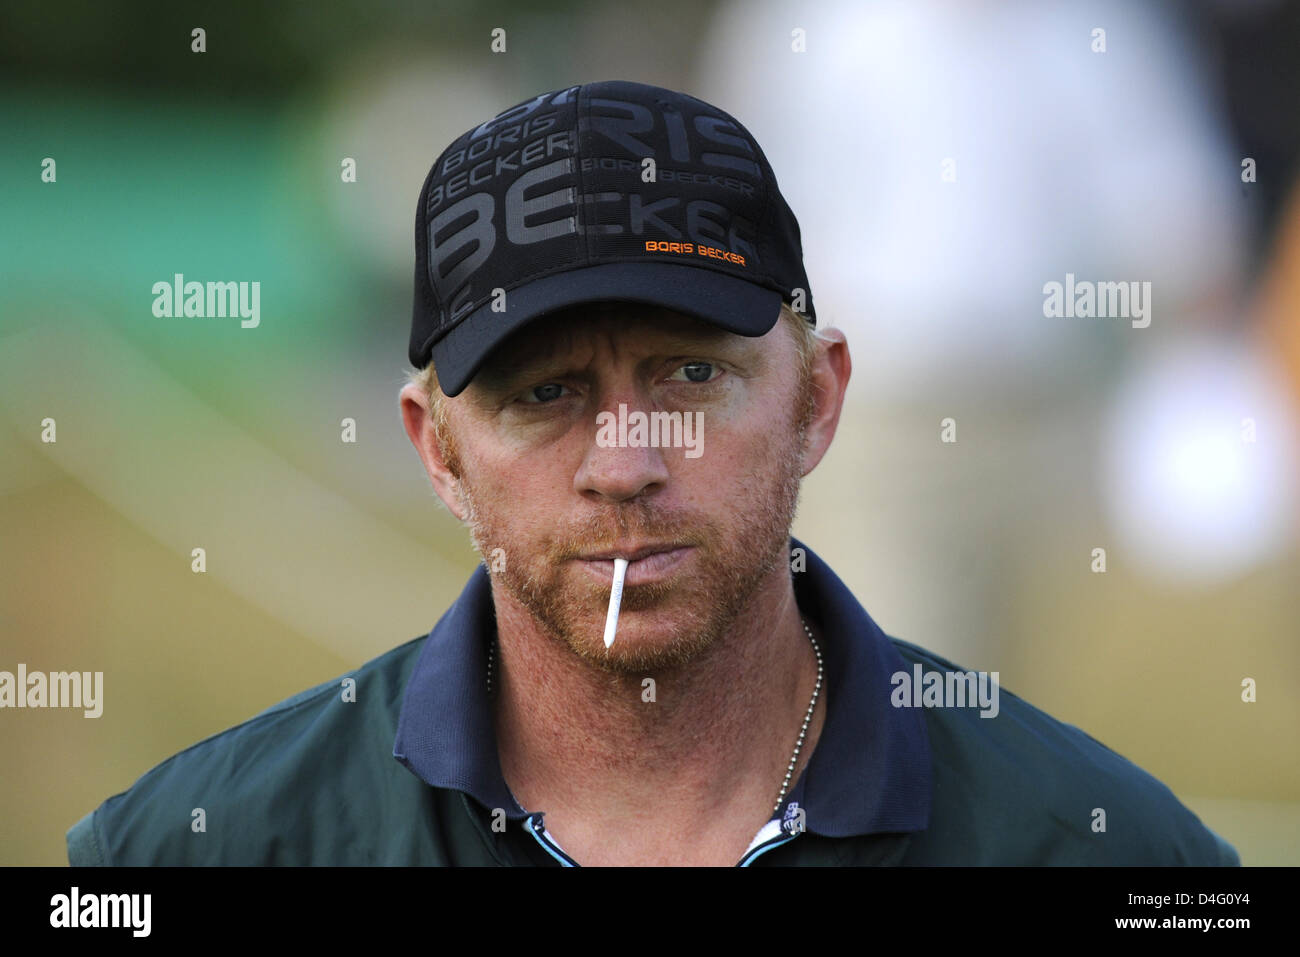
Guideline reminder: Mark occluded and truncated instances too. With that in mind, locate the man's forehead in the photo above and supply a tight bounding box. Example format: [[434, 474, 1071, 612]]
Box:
[[481, 302, 747, 371]]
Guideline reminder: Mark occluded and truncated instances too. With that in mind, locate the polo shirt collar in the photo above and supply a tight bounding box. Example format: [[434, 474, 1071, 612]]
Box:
[[393, 537, 931, 837], [790, 539, 931, 836]]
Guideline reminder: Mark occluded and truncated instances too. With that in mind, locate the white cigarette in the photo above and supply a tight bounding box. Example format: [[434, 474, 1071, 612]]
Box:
[[603, 557, 629, 648]]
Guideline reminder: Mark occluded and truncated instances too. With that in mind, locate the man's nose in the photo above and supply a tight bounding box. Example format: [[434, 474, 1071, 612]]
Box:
[[573, 392, 671, 504]]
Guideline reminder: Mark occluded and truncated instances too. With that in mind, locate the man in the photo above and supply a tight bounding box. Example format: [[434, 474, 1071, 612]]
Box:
[[67, 80, 1238, 866]]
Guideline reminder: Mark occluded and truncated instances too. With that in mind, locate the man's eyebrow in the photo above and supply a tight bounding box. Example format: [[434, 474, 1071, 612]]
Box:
[[473, 358, 555, 391]]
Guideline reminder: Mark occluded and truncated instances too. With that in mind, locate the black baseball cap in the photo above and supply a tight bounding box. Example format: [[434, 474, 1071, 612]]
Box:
[[410, 79, 816, 396]]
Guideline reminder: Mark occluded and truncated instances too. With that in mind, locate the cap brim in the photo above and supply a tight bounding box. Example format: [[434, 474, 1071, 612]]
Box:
[[428, 261, 783, 397]]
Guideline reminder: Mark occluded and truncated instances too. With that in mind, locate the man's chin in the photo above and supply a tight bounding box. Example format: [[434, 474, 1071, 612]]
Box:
[[558, 614, 719, 675]]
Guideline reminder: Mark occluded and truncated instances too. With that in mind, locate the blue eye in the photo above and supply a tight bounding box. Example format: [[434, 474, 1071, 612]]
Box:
[[671, 362, 718, 383], [523, 383, 568, 403]]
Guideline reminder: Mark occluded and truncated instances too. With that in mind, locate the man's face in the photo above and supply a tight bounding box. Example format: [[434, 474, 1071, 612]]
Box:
[[428, 303, 817, 674]]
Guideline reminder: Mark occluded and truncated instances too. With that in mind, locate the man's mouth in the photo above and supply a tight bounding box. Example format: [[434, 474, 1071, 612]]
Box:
[[575, 544, 694, 586]]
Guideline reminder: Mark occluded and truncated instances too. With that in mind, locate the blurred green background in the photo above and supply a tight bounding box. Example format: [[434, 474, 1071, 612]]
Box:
[[2, 0, 1298, 865]]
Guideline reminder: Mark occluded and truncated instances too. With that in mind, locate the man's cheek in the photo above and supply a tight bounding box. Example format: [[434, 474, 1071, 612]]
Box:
[[465, 475, 552, 544]]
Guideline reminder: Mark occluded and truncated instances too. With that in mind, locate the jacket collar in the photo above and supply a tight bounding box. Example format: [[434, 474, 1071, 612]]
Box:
[[393, 537, 931, 837]]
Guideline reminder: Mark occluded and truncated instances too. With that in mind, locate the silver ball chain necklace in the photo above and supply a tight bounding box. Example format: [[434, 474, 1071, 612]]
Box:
[[485, 617, 824, 819], [774, 618, 824, 814]]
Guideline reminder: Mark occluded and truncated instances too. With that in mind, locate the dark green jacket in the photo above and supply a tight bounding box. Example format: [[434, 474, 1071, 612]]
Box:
[[67, 540, 1239, 866]]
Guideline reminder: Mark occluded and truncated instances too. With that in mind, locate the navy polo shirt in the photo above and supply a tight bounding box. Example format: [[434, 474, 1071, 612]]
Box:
[[394, 536, 932, 866]]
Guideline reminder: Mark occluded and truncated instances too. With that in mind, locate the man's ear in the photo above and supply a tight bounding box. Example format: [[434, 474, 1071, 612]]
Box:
[[399, 382, 467, 521], [799, 328, 851, 477]]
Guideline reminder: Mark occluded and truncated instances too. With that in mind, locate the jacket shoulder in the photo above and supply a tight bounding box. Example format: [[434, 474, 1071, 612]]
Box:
[[889, 638, 1239, 865], [67, 634, 441, 865]]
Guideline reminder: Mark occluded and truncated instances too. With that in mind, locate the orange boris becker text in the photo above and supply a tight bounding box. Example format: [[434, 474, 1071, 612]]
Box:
[[644, 240, 747, 267]]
